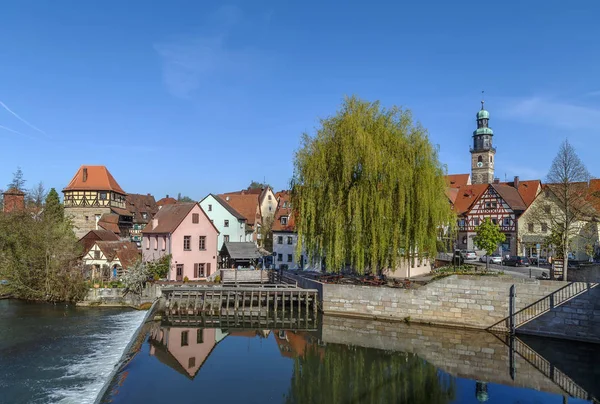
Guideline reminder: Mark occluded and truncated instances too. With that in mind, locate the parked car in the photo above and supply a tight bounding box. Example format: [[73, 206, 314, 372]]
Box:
[[463, 250, 477, 260], [479, 254, 502, 264], [502, 256, 530, 267]]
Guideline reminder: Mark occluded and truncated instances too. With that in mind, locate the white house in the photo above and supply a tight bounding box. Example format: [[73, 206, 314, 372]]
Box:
[[200, 194, 252, 250]]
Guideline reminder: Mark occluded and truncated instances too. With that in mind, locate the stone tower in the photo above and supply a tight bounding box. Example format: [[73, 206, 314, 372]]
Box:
[[470, 100, 495, 184], [2, 188, 25, 213]]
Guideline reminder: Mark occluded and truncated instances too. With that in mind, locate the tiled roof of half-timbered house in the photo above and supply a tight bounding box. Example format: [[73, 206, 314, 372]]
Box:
[[63, 165, 126, 194]]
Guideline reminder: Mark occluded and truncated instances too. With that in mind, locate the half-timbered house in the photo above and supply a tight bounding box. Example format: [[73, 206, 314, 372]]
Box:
[[456, 183, 527, 255], [82, 240, 140, 280], [63, 165, 133, 238]]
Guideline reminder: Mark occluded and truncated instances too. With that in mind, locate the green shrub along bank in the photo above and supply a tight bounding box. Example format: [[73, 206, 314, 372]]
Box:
[[0, 189, 87, 302]]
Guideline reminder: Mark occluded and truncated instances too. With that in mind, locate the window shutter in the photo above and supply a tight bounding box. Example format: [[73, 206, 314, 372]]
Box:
[[194, 263, 198, 278], [206, 262, 211, 276]]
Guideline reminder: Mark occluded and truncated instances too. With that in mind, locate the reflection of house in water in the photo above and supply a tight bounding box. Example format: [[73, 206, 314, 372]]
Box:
[[274, 331, 324, 359], [149, 327, 219, 379]]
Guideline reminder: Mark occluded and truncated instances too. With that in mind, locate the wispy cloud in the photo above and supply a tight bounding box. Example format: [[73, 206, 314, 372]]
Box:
[[0, 100, 47, 136], [154, 5, 263, 99], [0, 124, 37, 140], [498, 96, 600, 132]]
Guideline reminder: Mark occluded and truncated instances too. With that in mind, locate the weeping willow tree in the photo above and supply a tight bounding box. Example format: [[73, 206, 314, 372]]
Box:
[[284, 343, 455, 404], [291, 96, 453, 274]]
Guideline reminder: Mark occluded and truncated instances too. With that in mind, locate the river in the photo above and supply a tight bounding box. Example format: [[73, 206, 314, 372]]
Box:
[[1, 299, 597, 404], [0, 300, 146, 404]]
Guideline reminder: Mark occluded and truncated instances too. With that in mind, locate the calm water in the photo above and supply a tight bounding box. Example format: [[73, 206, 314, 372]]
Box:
[[99, 314, 597, 404], [0, 300, 145, 404]]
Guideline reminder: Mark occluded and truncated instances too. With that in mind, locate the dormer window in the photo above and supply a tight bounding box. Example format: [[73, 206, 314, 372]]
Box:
[[281, 216, 288, 225], [142, 212, 148, 219]]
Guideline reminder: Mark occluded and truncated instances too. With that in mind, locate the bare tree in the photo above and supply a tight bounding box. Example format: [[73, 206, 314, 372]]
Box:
[[28, 181, 47, 209], [545, 139, 591, 280]]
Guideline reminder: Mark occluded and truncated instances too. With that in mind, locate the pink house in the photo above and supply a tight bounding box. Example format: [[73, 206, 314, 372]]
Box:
[[142, 202, 219, 281]]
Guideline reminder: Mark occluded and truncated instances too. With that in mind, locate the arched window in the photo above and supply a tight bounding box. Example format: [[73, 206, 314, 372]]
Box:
[[490, 156, 493, 162], [477, 156, 483, 163]]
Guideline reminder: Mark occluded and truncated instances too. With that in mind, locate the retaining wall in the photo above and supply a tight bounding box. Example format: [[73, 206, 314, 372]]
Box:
[[518, 285, 600, 343], [288, 274, 570, 329]]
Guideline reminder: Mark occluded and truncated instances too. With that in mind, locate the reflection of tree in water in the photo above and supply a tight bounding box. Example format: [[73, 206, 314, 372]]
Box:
[[284, 343, 455, 404]]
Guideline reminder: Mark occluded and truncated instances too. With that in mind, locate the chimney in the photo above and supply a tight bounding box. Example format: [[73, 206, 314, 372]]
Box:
[[82, 167, 88, 182], [513, 176, 520, 189], [493, 178, 500, 184], [166, 194, 169, 198]]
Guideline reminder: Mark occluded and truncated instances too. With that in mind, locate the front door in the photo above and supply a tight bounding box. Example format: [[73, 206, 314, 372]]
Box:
[[176, 264, 184, 281]]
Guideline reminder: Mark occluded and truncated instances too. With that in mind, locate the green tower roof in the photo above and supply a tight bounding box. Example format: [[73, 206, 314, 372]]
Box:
[[477, 109, 489, 119], [473, 127, 494, 136]]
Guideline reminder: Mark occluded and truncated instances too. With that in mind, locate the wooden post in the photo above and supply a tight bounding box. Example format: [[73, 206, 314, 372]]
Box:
[[242, 290, 246, 315], [250, 291, 255, 318], [313, 291, 318, 318], [226, 291, 231, 314], [258, 290, 262, 318], [274, 291, 278, 323]]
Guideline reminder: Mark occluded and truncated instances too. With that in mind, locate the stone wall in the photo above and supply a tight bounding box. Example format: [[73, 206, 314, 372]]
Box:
[[321, 316, 565, 396], [321, 275, 569, 329], [220, 269, 268, 283], [65, 206, 111, 239], [78, 283, 162, 308], [518, 285, 600, 343]]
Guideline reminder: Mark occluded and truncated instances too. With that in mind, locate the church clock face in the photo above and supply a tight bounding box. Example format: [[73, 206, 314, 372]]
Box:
[[477, 161, 483, 168]]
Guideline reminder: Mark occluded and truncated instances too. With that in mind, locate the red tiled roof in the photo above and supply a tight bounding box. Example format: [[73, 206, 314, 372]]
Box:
[[587, 179, 600, 214], [500, 180, 541, 207], [445, 188, 459, 205], [218, 193, 260, 225], [157, 196, 177, 206], [272, 191, 296, 232], [143, 203, 196, 234], [445, 174, 471, 188], [78, 229, 120, 253], [452, 184, 488, 215], [97, 213, 120, 234], [63, 165, 126, 194], [491, 183, 527, 211]]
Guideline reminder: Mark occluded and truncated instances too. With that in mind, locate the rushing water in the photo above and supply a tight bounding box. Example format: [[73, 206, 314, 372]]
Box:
[[0, 300, 146, 404], [99, 313, 597, 404]]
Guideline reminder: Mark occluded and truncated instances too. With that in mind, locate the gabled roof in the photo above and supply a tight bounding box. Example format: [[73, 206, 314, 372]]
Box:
[[220, 242, 262, 260], [127, 193, 159, 224], [218, 193, 260, 225], [201, 194, 246, 221], [445, 174, 471, 188], [272, 191, 296, 232], [95, 241, 140, 269], [63, 165, 126, 194], [452, 184, 488, 215], [491, 183, 527, 212], [445, 188, 459, 205], [587, 179, 600, 214], [78, 229, 120, 253], [142, 203, 196, 234]]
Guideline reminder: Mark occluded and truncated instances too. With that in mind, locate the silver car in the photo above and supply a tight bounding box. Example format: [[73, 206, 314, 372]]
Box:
[[479, 254, 502, 264]]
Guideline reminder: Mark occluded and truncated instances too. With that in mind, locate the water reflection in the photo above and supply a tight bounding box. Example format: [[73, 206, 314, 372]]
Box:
[[101, 314, 597, 404]]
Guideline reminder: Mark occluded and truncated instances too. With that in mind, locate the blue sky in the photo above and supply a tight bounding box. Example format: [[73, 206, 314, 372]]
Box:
[[1, 1, 599, 200]]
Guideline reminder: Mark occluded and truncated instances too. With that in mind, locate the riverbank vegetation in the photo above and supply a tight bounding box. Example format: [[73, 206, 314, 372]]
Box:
[[291, 97, 454, 274], [0, 189, 87, 302]]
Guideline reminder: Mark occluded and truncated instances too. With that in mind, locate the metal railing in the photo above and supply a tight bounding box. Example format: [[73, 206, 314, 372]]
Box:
[[488, 282, 598, 333], [492, 333, 594, 401]]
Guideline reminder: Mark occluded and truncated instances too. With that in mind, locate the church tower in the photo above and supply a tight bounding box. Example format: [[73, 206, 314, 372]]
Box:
[[470, 100, 495, 184]]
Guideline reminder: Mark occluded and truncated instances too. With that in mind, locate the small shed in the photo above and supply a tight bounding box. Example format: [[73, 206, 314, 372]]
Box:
[[219, 242, 262, 269]]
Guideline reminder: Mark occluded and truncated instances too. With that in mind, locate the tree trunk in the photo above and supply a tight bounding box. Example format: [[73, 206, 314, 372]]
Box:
[[563, 232, 569, 281]]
